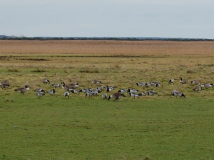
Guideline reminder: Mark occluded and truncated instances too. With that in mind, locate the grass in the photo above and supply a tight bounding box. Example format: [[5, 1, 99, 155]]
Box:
[[0, 40, 214, 159], [8, 69, 19, 72], [79, 69, 99, 73], [0, 95, 214, 159], [31, 69, 46, 73]]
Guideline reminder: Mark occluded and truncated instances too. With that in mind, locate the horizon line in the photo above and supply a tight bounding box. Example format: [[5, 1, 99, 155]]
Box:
[[0, 35, 213, 40]]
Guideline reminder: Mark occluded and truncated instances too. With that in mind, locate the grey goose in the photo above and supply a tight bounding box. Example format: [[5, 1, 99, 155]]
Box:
[[14, 85, 30, 95], [108, 93, 126, 101]]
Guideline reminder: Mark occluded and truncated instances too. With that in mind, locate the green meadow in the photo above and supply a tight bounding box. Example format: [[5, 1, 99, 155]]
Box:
[[1, 95, 214, 160], [1, 40, 214, 159]]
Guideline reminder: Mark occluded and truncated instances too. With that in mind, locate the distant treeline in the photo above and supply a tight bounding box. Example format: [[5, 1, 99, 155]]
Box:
[[0, 35, 213, 41]]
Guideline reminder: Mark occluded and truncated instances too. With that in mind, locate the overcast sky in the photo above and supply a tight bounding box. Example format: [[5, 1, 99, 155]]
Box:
[[0, 0, 214, 38]]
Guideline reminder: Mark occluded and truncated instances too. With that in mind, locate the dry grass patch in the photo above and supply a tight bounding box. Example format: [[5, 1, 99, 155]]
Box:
[[8, 68, 19, 72], [1, 40, 214, 56], [31, 69, 46, 72]]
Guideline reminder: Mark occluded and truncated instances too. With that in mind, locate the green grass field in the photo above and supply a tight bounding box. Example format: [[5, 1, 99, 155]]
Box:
[[1, 40, 214, 159], [1, 95, 214, 160]]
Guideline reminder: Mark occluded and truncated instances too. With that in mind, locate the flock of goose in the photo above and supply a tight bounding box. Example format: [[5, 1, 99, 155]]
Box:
[[0, 77, 213, 101]]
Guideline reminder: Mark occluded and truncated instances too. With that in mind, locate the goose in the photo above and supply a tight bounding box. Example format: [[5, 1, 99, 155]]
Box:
[[43, 79, 50, 84], [147, 90, 157, 96], [85, 90, 99, 97], [79, 88, 92, 93], [102, 93, 108, 99], [69, 82, 79, 89], [145, 82, 151, 87], [0, 82, 10, 89], [61, 82, 78, 90], [141, 92, 148, 96], [136, 82, 145, 86], [34, 88, 45, 93], [127, 89, 138, 93], [97, 86, 105, 92], [36, 91, 45, 98], [69, 89, 79, 94], [154, 82, 161, 87], [191, 80, 200, 85], [64, 91, 70, 98], [0, 80, 10, 89], [62, 85, 72, 91], [168, 78, 174, 84], [14, 85, 30, 95], [171, 90, 178, 95], [108, 93, 126, 101], [85, 91, 93, 97], [129, 92, 142, 98], [92, 80, 102, 84], [106, 85, 115, 92], [92, 88, 101, 93], [150, 81, 160, 87], [118, 89, 128, 93], [179, 77, 187, 84], [171, 90, 179, 96], [192, 85, 202, 92], [61, 82, 74, 91], [201, 83, 213, 88], [171, 90, 186, 98], [52, 83, 60, 88], [47, 89, 55, 95]]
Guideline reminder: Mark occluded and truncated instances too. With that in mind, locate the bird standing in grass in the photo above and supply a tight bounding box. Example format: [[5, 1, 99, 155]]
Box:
[[70, 89, 79, 94], [36, 91, 45, 98], [14, 85, 30, 95], [168, 78, 174, 84], [0, 83, 10, 89], [129, 92, 142, 98], [102, 93, 108, 99], [192, 85, 202, 92], [0, 80, 10, 89], [201, 83, 213, 88], [179, 77, 187, 84], [92, 80, 102, 84], [108, 93, 126, 101], [64, 91, 70, 98], [52, 83, 60, 88], [191, 80, 200, 85], [34, 88, 45, 93], [43, 79, 50, 84], [47, 89, 55, 95], [171, 90, 186, 98]]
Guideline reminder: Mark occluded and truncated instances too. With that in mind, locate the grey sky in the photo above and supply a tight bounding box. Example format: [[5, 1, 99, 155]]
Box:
[[0, 0, 214, 38]]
